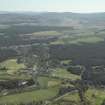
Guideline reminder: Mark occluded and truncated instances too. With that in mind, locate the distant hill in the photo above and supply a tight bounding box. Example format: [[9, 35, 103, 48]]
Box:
[[0, 12, 105, 28]]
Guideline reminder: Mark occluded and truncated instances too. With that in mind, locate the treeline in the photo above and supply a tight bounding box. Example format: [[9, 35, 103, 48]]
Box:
[[0, 26, 72, 35], [0, 26, 73, 47], [0, 49, 17, 62]]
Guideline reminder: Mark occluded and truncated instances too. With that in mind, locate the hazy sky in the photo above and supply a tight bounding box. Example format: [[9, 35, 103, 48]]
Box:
[[0, 0, 105, 13]]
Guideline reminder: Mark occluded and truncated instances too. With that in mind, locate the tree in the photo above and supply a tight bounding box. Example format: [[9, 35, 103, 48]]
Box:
[[0, 65, 8, 71], [75, 80, 88, 105], [68, 65, 89, 105], [101, 99, 105, 105]]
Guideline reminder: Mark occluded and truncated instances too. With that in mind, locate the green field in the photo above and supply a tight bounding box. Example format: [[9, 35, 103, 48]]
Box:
[[51, 35, 104, 45], [86, 88, 105, 105], [0, 59, 30, 80], [32, 31, 62, 37], [59, 88, 105, 105], [0, 59, 25, 74], [72, 36, 104, 43], [0, 73, 31, 81], [62, 92, 80, 102], [52, 68, 80, 80], [38, 76, 61, 88], [0, 86, 59, 104]]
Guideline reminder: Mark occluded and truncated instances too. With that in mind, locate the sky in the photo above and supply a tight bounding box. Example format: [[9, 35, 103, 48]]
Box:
[[0, 0, 105, 13]]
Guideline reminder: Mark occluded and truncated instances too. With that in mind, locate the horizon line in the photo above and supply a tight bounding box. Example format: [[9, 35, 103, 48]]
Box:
[[0, 10, 105, 14]]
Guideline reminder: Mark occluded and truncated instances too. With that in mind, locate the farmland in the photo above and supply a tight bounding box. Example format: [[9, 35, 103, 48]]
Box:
[[0, 12, 105, 105]]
